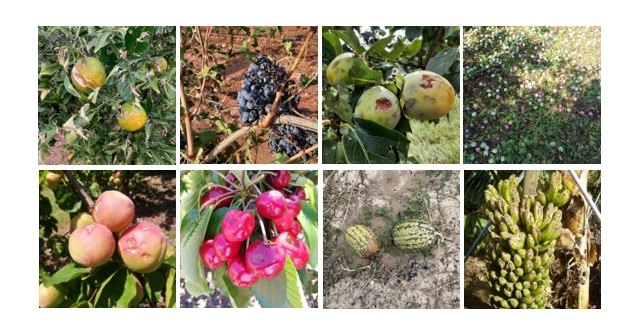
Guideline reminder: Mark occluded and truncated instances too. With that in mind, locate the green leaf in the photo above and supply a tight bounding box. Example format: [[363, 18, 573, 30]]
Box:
[[405, 27, 423, 41], [322, 32, 343, 63], [222, 274, 253, 308], [206, 206, 235, 238], [298, 202, 318, 270], [342, 125, 369, 163], [43, 263, 92, 286], [62, 74, 82, 98], [251, 258, 306, 308], [165, 267, 176, 308], [125, 26, 154, 54], [322, 86, 353, 122], [322, 139, 337, 163], [350, 58, 383, 86], [115, 271, 139, 308], [39, 63, 61, 77], [142, 271, 166, 303], [426, 48, 459, 75], [180, 207, 213, 296], [95, 268, 127, 307], [402, 38, 422, 58], [332, 29, 365, 54], [355, 118, 410, 144]]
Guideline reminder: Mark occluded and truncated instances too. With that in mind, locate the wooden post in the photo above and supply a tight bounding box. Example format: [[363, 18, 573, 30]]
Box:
[[577, 170, 590, 309]]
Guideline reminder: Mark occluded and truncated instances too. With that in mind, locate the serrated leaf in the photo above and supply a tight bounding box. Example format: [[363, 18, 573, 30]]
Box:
[[43, 263, 92, 286], [62, 74, 82, 98], [180, 207, 213, 296], [251, 258, 306, 308]]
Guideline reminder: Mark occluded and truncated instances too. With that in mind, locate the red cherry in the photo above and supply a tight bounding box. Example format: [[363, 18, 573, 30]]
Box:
[[212, 233, 241, 260], [200, 239, 223, 269], [274, 232, 310, 269], [292, 187, 306, 200], [225, 173, 238, 187], [273, 210, 301, 235], [285, 197, 301, 217], [201, 186, 232, 211], [221, 209, 256, 242], [245, 241, 285, 279], [227, 257, 258, 287], [266, 170, 290, 189], [256, 190, 287, 220]]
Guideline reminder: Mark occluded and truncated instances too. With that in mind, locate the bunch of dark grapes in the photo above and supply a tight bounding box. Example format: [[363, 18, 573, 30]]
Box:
[[268, 124, 318, 160], [237, 54, 317, 159], [237, 55, 294, 124]]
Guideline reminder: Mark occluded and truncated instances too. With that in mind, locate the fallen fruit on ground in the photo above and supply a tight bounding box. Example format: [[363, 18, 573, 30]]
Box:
[[118, 221, 168, 273], [354, 85, 401, 129], [117, 103, 147, 132], [93, 190, 135, 232], [346, 224, 379, 259], [68, 223, 116, 267], [71, 57, 106, 93], [402, 70, 455, 121]]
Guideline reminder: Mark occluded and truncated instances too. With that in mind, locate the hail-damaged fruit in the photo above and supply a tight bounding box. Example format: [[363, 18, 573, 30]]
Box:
[[354, 85, 401, 129], [118, 221, 168, 274], [345, 224, 379, 259], [326, 52, 356, 86], [71, 57, 106, 93], [402, 70, 455, 121], [118, 103, 148, 132]]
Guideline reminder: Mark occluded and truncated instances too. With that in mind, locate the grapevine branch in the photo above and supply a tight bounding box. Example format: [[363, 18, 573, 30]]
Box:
[[180, 80, 195, 159], [284, 144, 318, 164], [203, 28, 316, 163], [63, 171, 95, 212], [259, 29, 314, 128]]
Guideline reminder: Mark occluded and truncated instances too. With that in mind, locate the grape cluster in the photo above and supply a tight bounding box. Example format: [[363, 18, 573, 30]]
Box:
[[237, 55, 295, 124], [237, 54, 317, 159], [269, 124, 318, 160]]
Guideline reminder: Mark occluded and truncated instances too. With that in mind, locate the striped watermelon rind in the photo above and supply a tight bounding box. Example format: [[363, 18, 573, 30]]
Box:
[[392, 220, 437, 250]]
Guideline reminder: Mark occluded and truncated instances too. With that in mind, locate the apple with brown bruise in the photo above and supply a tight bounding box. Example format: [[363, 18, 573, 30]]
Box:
[[402, 70, 455, 121], [118, 221, 168, 274], [354, 85, 401, 129]]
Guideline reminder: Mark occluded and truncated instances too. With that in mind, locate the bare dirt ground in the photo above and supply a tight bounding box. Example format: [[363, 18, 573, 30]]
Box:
[[323, 170, 460, 309], [181, 26, 318, 163]]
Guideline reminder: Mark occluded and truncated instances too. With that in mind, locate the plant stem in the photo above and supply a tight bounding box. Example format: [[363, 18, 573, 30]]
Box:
[[63, 171, 95, 212], [256, 214, 269, 244]]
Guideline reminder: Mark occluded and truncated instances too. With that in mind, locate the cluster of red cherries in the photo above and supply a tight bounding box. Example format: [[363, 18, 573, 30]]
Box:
[[199, 171, 310, 287]]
